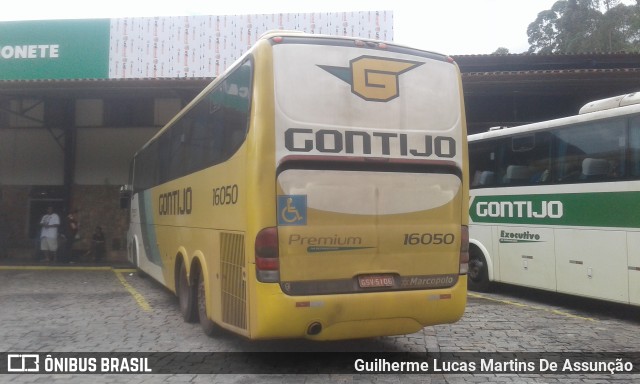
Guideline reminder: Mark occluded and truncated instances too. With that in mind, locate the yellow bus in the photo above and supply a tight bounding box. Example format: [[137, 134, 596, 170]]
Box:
[[123, 31, 469, 340]]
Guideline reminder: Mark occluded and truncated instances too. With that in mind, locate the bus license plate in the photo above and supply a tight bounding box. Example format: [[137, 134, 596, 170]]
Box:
[[358, 274, 394, 288]]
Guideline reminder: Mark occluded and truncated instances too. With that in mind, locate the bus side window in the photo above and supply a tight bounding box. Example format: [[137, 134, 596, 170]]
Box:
[[580, 158, 610, 180], [498, 132, 551, 186], [472, 170, 495, 187], [469, 141, 497, 188], [503, 165, 531, 184], [553, 120, 625, 183]]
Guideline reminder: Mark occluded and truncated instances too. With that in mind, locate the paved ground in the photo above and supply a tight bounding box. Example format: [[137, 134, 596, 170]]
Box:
[[0, 264, 639, 383]]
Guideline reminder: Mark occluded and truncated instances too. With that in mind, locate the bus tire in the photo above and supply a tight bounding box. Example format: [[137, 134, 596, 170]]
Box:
[[468, 246, 491, 292], [177, 260, 198, 323], [196, 266, 219, 337]]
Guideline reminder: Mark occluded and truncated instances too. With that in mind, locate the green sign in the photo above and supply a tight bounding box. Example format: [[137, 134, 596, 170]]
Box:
[[0, 19, 110, 80], [470, 191, 640, 228]]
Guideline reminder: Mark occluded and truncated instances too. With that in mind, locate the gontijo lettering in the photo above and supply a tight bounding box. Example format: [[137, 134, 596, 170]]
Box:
[[285, 128, 456, 158], [476, 200, 563, 219], [159, 187, 192, 215], [0, 45, 59, 59]]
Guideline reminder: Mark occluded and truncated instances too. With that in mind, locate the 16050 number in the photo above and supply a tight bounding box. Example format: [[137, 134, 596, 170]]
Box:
[[212, 184, 238, 206], [403, 233, 455, 246]]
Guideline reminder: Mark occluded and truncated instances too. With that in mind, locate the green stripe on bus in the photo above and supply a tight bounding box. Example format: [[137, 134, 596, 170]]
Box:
[[470, 191, 640, 228]]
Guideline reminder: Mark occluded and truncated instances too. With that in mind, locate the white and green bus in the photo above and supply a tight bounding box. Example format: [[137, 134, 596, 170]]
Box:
[[468, 92, 640, 305]]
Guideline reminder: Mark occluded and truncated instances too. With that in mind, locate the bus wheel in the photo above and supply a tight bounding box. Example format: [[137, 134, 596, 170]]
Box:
[[196, 267, 219, 336], [177, 261, 197, 323], [468, 248, 491, 292]]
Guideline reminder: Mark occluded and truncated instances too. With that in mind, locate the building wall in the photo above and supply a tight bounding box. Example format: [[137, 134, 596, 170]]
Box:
[[70, 185, 129, 260], [0, 124, 158, 258], [0, 186, 30, 249], [0, 11, 393, 258], [0, 129, 64, 185], [0, 184, 128, 261], [109, 12, 393, 78], [1, 12, 392, 81], [75, 127, 158, 185], [0, 96, 174, 252], [0, 126, 159, 186]]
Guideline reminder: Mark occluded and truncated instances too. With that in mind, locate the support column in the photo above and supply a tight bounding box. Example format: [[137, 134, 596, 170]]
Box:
[[56, 98, 77, 213], [63, 123, 76, 212]]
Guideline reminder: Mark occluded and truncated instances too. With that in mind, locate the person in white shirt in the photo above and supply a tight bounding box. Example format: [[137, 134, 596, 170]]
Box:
[[39, 206, 60, 262]]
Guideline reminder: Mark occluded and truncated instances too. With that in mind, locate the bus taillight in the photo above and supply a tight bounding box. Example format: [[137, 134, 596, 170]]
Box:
[[255, 227, 280, 282], [459, 225, 469, 275]]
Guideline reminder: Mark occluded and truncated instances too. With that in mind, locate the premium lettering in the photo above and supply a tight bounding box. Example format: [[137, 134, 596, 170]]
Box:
[[288, 234, 362, 246], [284, 128, 456, 158]]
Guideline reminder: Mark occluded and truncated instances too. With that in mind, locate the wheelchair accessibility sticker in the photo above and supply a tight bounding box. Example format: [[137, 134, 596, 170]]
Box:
[[278, 195, 307, 226]]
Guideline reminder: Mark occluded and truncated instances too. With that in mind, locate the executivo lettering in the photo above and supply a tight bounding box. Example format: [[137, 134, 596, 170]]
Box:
[[499, 230, 543, 243]]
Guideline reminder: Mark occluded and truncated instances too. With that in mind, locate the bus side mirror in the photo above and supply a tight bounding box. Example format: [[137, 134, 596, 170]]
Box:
[[120, 185, 132, 209]]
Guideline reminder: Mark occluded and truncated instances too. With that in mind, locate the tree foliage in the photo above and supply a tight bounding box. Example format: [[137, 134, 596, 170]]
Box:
[[527, 0, 640, 53]]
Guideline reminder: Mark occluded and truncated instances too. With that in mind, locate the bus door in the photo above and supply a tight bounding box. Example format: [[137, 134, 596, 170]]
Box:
[[496, 225, 556, 291]]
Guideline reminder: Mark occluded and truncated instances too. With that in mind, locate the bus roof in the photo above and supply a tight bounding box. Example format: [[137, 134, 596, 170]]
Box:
[[469, 91, 640, 142], [136, 31, 455, 157], [579, 91, 640, 114]]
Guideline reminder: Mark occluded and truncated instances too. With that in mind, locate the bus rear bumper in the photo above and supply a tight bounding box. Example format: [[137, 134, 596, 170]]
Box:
[[250, 275, 468, 340]]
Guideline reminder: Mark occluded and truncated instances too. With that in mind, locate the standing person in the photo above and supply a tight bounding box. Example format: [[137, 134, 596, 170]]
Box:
[[62, 210, 79, 263], [39, 206, 60, 262], [89, 226, 106, 262]]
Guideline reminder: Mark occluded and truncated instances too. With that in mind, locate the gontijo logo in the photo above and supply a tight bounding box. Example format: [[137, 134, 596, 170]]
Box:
[[319, 56, 423, 102]]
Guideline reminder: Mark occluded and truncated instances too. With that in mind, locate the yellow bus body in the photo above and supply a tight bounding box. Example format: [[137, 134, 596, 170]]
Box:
[[127, 32, 468, 340]]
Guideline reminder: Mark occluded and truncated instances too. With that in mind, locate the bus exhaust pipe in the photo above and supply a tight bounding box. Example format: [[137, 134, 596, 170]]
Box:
[[307, 322, 323, 336]]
